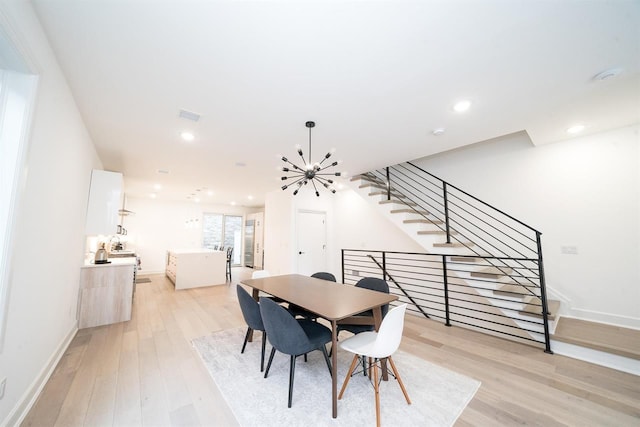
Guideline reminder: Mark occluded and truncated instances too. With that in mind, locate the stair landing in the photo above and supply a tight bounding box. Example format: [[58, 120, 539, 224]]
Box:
[[552, 317, 640, 360]]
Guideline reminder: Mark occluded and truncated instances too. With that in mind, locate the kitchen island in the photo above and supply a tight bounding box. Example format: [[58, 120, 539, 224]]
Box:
[[166, 249, 227, 290], [78, 257, 136, 328]]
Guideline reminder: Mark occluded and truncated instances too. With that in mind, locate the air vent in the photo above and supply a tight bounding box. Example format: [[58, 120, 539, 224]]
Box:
[[179, 109, 201, 122]]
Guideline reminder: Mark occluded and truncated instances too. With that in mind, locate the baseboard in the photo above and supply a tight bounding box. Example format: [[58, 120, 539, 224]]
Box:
[[567, 308, 640, 330], [1, 324, 78, 427], [551, 340, 640, 376]]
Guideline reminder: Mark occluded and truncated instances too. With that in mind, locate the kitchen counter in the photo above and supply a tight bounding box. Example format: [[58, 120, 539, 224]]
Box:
[[83, 257, 137, 268], [78, 258, 136, 328], [166, 249, 227, 289]]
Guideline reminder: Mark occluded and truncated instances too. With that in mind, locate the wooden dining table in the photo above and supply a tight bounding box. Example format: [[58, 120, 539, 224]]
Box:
[[240, 273, 398, 419]]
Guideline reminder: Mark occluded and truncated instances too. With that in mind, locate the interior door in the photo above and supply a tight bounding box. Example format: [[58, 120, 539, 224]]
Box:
[[296, 210, 327, 276]]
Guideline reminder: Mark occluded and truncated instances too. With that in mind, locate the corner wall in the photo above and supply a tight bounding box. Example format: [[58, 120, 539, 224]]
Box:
[[412, 126, 640, 328]]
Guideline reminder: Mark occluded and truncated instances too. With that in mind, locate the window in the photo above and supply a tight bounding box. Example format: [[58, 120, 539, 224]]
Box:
[[0, 68, 38, 351], [202, 213, 243, 265]]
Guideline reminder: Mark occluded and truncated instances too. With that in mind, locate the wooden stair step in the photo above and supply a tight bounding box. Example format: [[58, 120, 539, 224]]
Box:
[[379, 199, 417, 207], [519, 297, 560, 321], [552, 317, 640, 360], [433, 242, 474, 248], [470, 267, 513, 279], [369, 191, 407, 198], [449, 256, 481, 263], [390, 208, 431, 216], [493, 283, 534, 299], [417, 230, 447, 235], [359, 183, 387, 190]]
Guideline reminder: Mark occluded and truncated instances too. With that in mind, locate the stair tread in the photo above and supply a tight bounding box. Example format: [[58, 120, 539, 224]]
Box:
[[417, 230, 447, 235], [390, 208, 431, 215], [493, 283, 535, 298], [379, 200, 417, 206], [369, 191, 407, 198], [470, 266, 513, 278], [433, 242, 474, 248], [553, 317, 640, 360], [519, 298, 560, 321]]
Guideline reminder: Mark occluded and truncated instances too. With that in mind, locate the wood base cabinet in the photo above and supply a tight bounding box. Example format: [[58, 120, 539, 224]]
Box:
[[78, 263, 135, 328]]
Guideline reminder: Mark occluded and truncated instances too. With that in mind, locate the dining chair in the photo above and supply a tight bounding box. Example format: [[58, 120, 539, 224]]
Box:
[[236, 285, 268, 371], [337, 277, 390, 336], [338, 303, 411, 427], [225, 246, 233, 281], [289, 271, 337, 321], [259, 297, 333, 408]]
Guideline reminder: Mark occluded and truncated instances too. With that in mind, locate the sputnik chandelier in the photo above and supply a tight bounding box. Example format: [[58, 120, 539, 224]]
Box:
[[280, 121, 342, 196]]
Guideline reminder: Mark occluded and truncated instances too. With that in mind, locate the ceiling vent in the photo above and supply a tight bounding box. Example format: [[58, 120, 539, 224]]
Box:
[[179, 109, 201, 122]]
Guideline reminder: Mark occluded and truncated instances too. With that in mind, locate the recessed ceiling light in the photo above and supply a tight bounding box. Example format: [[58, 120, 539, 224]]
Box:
[[247, 195, 254, 200], [432, 128, 445, 136], [153, 184, 162, 191], [453, 100, 472, 113], [150, 193, 157, 199], [230, 201, 236, 206], [566, 124, 586, 134], [207, 191, 214, 196], [180, 131, 195, 141], [194, 197, 200, 203]]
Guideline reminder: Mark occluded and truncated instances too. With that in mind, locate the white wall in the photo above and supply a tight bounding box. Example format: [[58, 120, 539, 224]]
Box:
[[124, 196, 254, 273], [0, 2, 102, 424], [263, 186, 428, 281], [412, 126, 640, 328]]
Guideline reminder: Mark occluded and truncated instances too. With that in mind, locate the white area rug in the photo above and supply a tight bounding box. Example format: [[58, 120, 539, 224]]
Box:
[[192, 327, 480, 427]]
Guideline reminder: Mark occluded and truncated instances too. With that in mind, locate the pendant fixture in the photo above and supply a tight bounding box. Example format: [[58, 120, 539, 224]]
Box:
[[280, 121, 342, 196]]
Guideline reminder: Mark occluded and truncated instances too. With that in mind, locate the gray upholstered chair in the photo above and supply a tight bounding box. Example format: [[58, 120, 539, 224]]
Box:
[[236, 285, 267, 372], [337, 277, 390, 336], [259, 297, 333, 408]]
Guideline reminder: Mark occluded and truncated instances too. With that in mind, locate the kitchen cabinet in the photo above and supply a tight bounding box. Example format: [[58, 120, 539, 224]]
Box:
[[166, 249, 226, 289], [78, 259, 135, 328], [85, 169, 123, 235]]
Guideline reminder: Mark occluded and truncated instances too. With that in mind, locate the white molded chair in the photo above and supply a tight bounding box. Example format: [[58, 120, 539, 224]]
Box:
[[338, 303, 411, 427], [251, 270, 271, 279]]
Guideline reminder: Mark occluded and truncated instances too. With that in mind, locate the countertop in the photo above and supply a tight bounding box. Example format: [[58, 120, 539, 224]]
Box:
[[83, 257, 137, 268]]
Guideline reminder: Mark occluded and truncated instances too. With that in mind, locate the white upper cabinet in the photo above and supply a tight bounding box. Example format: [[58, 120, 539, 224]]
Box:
[[85, 169, 122, 235]]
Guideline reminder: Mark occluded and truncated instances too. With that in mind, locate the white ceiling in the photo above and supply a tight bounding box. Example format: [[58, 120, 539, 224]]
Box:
[[31, 0, 640, 207]]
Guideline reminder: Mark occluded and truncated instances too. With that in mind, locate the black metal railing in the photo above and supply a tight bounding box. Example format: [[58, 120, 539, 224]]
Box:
[[342, 249, 552, 351], [353, 162, 552, 353]]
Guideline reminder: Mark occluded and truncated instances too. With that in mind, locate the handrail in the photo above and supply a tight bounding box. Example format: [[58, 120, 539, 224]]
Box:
[[406, 162, 542, 234], [342, 249, 552, 352], [353, 161, 552, 353], [366, 254, 430, 319]]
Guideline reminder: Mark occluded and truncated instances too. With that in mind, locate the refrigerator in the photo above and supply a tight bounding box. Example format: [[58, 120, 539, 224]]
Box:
[[244, 219, 255, 267]]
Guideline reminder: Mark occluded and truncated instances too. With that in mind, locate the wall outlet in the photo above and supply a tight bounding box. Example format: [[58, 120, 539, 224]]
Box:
[[0, 377, 6, 399], [561, 246, 578, 255]]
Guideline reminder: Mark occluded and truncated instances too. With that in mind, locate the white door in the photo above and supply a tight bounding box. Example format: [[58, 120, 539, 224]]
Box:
[[296, 210, 327, 276]]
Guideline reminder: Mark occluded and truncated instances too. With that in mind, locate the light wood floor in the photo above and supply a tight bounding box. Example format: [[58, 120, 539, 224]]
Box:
[[23, 270, 640, 426]]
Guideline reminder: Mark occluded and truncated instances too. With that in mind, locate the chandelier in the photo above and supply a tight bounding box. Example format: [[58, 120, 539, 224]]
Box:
[[280, 121, 342, 196]]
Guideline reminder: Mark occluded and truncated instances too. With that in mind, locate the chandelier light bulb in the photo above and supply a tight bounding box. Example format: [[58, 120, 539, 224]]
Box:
[[279, 121, 344, 197]]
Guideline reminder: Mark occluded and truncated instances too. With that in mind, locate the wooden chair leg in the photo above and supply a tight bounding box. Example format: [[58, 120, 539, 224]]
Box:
[[339, 354, 360, 399], [373, 360, 381, 427], [388, 356, 411, 404]]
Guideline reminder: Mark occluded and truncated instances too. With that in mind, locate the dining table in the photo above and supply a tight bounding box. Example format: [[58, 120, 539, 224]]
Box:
[[240, 273, 398, 419]]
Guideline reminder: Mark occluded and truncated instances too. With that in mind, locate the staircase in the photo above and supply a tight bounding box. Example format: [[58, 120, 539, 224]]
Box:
[[346, 163, 557, 352]]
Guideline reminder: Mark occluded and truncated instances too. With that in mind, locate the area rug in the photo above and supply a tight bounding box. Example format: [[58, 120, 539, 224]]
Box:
[[192, 327, 480, 427]]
